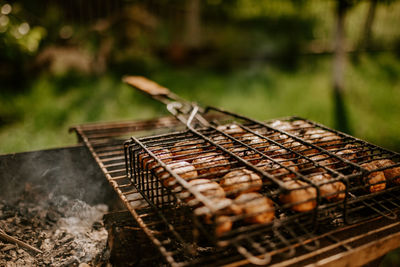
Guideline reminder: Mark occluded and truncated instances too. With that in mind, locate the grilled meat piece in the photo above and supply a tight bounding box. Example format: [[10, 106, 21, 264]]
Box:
[[334, 149, 358, 163], [280, 179, 317, 212], [215, 215, 233, 236], [360, 162, 386, 192], [269, 120, 294, 131], [158, 161, 198, 187], [138, 146, 172, 170], [184, 179, 226, 204], [171, 140, 205, 161], [264, 144, 292, 158], [220, 169, 262, 196], [298, 154, 335, 173], [234, 192, 275, 224], [217, 124, 245, 135], [257, 158, 298, 179], [370, 159, 400, 185], [192, 152, 230, 176], [307, 173, 345, 201], [303, 129, 341, 148], [229, 147, 262, 165], [211, 135, 235, 148]]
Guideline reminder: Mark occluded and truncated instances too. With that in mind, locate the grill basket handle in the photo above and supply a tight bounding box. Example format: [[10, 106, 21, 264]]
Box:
[[123, 76, 171, 96], [236, 244, 271, 266]]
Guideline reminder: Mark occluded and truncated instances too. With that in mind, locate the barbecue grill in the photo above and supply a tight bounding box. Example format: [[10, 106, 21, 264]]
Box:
[[68, 76, 400, 266]]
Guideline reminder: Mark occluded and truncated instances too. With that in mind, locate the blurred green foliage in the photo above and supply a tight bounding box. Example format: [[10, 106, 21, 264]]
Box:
[[1, 52, 399, 154]]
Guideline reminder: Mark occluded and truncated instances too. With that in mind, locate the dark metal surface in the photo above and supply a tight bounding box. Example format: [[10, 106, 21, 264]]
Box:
[[0, 145, 115, 205]]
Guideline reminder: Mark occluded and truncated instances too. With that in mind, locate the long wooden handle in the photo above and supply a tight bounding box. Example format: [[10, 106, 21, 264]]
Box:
[[0, 229, 42, 254], [123, 76, 171, 96]]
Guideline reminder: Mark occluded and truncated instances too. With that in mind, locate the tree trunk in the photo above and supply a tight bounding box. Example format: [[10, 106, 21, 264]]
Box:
[[333, 0, 350, 133], [359, 0, 378, 50], [184, 0, 202, 48]]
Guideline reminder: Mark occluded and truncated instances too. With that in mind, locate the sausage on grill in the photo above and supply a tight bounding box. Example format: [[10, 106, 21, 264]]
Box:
[[269, 120, 294, 131], [279, 179, 317, 212], [230, 147, 262, 164], [298, 154, 335, 173], [220, 169, 262, 196], [192, 152, 230, 176], [370, 159, 400, 185], [181, 179, 226, 206], [139, 147, 172, 170], [344, 144, 371, 161], [257, 158, 298, 179], [171, 140, 205, 161], [307, 173, 346, 201], [334, 149, 358, 163], [264, 144, 291, 158], [212, 135, 235, 148], [360, 162, 386, 192], [303, 129, 341, 148], [234, 192, 275, 224], [158, 161, 198, 187], [217, 124, 245, 135]]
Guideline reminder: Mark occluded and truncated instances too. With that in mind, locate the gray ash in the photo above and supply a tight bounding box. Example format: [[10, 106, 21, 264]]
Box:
[[0, 184, 109, 266]]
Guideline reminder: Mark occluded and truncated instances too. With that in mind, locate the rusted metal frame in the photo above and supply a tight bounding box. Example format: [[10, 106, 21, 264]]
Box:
[[206, 108, 364, 173], [127, 125, 319, 258], [128, 155, 195, 259], [386, 191, 400, 208], [363, 197, 397, 219], [204, 107, 400, 223], [182, 124, 324, 259], [76, 115, 400, 267], [239, 124, 350, 191], [101, 156, 125, 163], [201, 124, 326, 221], [96, 151, 122, 157], [304, 221, 400, 267], [92, 145, 126, 153], [344, 189, 400, 223], [74, 127, 181, 266], [222, 217, 400, 267], [129, 137, 221, 213], [190, 124, 322, 209], [299, 116, 400, 158], [206, 123, 349, 219], [70, 115, 180, 132], [103, 161, 125, 169], [126, 138, 226, 247]]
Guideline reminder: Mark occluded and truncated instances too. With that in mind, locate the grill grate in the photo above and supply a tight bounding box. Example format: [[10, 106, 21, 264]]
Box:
[[124, 107, 400, 263], [71, 114, 400, 266]]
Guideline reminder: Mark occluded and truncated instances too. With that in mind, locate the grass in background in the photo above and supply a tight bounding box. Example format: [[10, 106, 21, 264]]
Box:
[[0, 53, 399, 154]]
